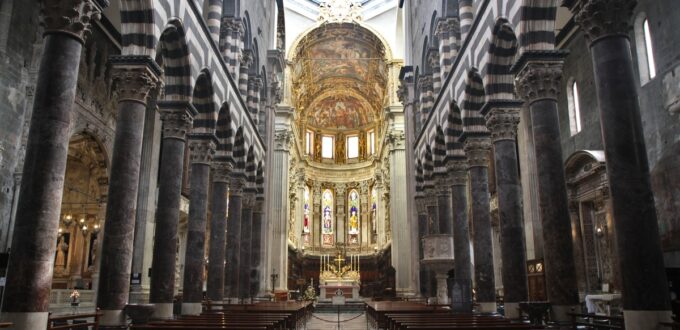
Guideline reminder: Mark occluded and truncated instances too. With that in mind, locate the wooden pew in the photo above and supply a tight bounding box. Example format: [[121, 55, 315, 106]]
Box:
[[47, 309, 102, 330], [568, 312, 625, 329]]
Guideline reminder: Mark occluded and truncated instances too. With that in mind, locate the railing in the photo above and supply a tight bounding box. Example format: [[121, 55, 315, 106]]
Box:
[[568, 312, 625, 329], [49, 289, 95, 305], [47, 308, 102, 330]]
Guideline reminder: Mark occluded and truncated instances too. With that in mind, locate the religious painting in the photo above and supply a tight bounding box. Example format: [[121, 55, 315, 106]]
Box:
[[322, 189, 334, 246], [348, 189, 360, 244], [308, 36, 372, 81], [308, 95, 374, 129]]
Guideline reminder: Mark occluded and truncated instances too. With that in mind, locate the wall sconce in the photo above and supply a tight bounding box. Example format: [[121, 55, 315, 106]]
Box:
[[595, 226, 605, 238], [58, 228, 63, 237], [81, 224, 88, 235], [63, 214, 73, 228], [93, 223, 100, 234]]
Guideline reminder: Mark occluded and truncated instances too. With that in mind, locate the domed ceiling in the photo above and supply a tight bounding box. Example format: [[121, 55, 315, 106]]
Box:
[[292, 22, 387, 132]]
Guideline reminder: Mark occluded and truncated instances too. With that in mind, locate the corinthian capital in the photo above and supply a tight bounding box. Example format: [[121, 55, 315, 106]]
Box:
[[463, 137, 492, 168], [514, 61, 564, 103], [568, 0, 637, 45], [446, 159, 468, 186], [40, 0, 101, 43], [188, 137, 216, 164], [158, 102, 196, 141], [109, 56, 161, 104], [485, 107, 521, 142], [212, 162, 233, 183], [229, 176, 246, 196]]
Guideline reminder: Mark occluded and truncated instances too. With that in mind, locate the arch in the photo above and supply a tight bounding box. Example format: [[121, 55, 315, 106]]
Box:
[[191, 69, 217, 135], [256, 160, 264, 195], [243, 11, 253, 49], [250, 39, 260, 75], [430, 11, 439, 46], [347, 189, 360, 240], [156, 20, 192, 101], [120, 0, 156, 57], [233, 127, 246, 173], [321, 188, 335, 246], [415, 159, 424, 198], [423, 145, 435, 192], [634, 12, 657, 85], [518, 0, 558, 54], [421, 36, 430, 73], [485, 18, 518, 101], [434, 126, 447, 177], [566, 77, 582, 135], [215, 102, 234, 162], [245, 146, 256, 188], [461, 68, 489, 140], [446, 101, 465, 160]]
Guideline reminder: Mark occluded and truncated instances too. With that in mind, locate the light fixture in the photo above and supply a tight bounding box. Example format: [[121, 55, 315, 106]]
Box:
[[93, 223, 100, 234], [595, 226, 605, 238]]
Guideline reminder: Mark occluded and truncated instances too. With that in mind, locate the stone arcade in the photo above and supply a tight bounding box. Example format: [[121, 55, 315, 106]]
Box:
[[0, 0, 678, 329]]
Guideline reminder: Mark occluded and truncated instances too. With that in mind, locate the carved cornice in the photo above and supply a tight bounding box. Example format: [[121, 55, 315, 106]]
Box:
[[514, 60, 564, 103], [40, 0, 101, 43], [567, 0, 637, 45], [485, 106, 521, 142], [188, 138, 216, 165], [159, 105, 195, 141], [463, 137, 492, 168], [212, 162, 233, 183], [109, 56, 161, 104]]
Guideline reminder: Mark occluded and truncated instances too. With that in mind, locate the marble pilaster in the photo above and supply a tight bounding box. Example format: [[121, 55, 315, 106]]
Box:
[[568, 1, 672, 326], [149, 102, 194, 318], [0, 2, 101, 327], [181, 137, 216, 315], [206, 162, 232, 302], [463, 137, 496, 313], [514, 56, 579, 321]]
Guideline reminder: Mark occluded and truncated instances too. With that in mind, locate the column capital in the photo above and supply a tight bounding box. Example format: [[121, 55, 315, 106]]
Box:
[[212, 162, 233, 183], [386, 130, 405, 151], [229, 176, 246, 196], [484, 105, 521, 142], [188, 137, 216, 165], [40, 0, 102, 43], [447, 160, 469, 186], [514, 59, 565, 103], [109, 56, 162, 104], [463, 137, 492, 168], [221, 16, 244, 34], [158, 102, 196, 141], [436, 179, 453, 196], [418, 75, 433, 90], [435, 18, 452, 39], [415, 197, 428, 215], [566, 0, 637, 45], [240, 49, 253, 68], [242, 193, 256, 208], [274, 129, 292, 151]]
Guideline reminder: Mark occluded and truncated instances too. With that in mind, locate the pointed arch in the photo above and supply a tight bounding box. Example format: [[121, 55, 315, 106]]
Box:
[[485, 18, 519, 101], [233, 127, 246, 174], [245, 146, 256, 190], [348, 189, 360, 240], [461, 68, 489, 140], [415, 159, 424, 198], [518, 0, 559, 54], [256, 160, 264, 196], [423, 145, 435, 193], [156, 19, 192, 101], [191, 69, 217, 135], [446, 101, 465, 160], [216, 103, 234, 162], [434, 126, 447, 177]]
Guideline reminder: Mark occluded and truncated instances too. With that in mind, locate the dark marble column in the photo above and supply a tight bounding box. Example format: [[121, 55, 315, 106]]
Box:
[[224, 177, 244, 300], [149, 102, 194, 319], [250, 198, 264, 297], [436, 180, 453, 235], [425, 193, 439, 234], [568, 1, 672, 325], [463, 137, 496, 313], [449, 160, 473, 313], [484, 102, 528, 319], [238, 193, 254, 299], [96, 56, 160, 328], [181, 137, 216, 315], [415, 197, 431, 297], [515, 56, 579, 320], [0, 3, 101, 328], [206, 162, 232, 302]]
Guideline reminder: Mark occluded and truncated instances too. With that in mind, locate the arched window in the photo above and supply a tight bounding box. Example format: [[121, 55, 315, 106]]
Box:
[[302, 186, 310, 245], [321, 135, 334, 159], [347, 135, 359, 159], [321, 189, 334, 246], [567, 79, 582, 135], [635, 14, 657, 84], [348, 189, 360, 244]]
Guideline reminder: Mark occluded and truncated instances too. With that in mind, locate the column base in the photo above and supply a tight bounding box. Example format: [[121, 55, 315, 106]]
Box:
[[152, 303, 174, 320], [551, 304, 579, 323], [0, 312, 49, 330], [100, 309, 126, 327], [623, 310, 672, 330], [478, 302, 497, 314], [504, 302, 521, 319], [181, 302, 202, 315]]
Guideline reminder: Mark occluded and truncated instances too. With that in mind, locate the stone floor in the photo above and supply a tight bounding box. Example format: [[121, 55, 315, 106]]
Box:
[[305, 312, 369, 330]]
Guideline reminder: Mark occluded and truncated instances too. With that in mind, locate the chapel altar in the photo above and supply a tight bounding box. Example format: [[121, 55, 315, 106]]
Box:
[[318, 252, 361, 300]]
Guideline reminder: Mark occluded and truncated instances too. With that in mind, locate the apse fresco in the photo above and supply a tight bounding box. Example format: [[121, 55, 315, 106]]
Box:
[[308, 95, 374, 129], [308, 37, 373, 81]]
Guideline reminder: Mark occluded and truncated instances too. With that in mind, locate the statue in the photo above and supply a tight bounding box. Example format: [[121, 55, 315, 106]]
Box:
[[55, 235, 68, 274]]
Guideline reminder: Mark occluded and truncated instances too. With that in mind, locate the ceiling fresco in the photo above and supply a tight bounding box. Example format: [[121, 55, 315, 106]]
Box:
[[292, 22, 387, 132]]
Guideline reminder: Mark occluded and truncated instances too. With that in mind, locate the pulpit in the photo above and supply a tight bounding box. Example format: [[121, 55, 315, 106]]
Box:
[[421, 234, 455, 305]]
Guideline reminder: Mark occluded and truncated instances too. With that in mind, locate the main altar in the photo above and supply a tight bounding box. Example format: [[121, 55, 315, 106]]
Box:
[[319, 251, 361, 301]]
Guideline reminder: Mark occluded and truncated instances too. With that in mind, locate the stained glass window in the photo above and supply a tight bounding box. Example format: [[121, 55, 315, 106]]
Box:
[[322, 189, 334, 246], [348, 189, 360, 244], [303, 186, 310, 234]]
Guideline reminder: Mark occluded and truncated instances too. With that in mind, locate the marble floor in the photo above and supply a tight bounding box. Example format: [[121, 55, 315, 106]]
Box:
[[305, 312, 369, 330]]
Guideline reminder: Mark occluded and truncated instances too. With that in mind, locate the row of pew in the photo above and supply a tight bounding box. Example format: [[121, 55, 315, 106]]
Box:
[[131, 301, 312, 330], [366, 301, 545, 330]]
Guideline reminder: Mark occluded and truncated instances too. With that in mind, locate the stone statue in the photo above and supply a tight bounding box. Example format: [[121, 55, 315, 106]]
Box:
[[55, 236, 68, 274]]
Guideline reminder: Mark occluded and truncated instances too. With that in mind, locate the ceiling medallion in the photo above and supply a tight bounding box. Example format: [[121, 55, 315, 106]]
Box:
[[318, 0, 363, 23]]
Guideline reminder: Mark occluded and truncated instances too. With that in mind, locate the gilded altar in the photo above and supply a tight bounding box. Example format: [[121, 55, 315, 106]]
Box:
[[319, 253, 361, 300]]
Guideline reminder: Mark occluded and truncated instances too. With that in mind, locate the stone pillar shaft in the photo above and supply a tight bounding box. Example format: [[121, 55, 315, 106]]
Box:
[[436, 184, 453, 235], [238, 196, 254, 298], [250, 201, 264, 297], [206, 163, 231, 301], [149, 103, 193, 318], [225, 179, 244, 298], [464, 138, 496, 311], [485, 105, 528, 318], [569, 0, 671, 323], [450, 165, 473, 285], [515, 58, 579, 319]]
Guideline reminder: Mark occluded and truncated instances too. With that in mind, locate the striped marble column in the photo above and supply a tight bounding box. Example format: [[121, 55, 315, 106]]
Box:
[[428, 49, 442, 95], [219, 17, 243, 76], [238, 50, 252, 98], [206, 0, 223, 43], [459, 0, 474, 41]]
